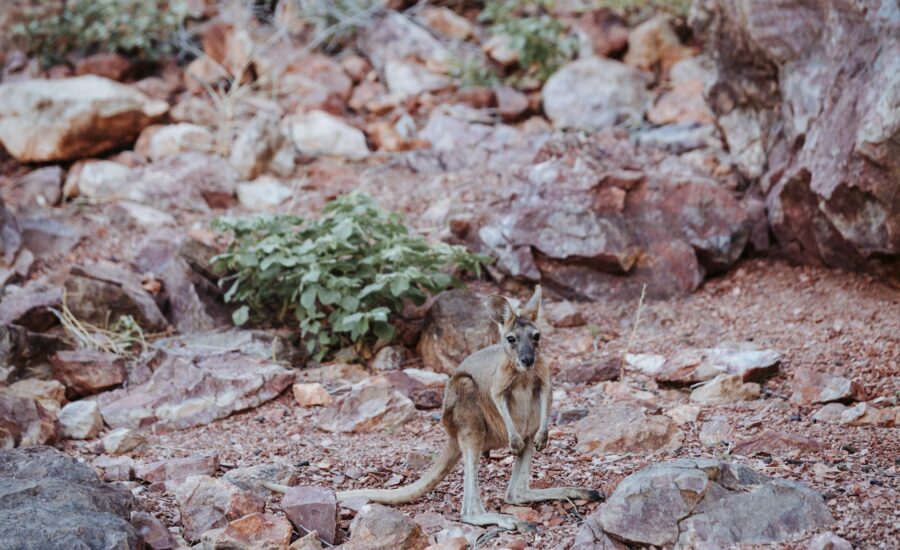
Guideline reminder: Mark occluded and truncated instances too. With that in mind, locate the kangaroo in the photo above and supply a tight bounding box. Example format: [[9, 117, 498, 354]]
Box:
[[334, 285, 602, 530]]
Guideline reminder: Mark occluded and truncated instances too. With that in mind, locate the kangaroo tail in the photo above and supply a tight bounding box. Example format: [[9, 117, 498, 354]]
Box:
[[335, 439, 460, 505]]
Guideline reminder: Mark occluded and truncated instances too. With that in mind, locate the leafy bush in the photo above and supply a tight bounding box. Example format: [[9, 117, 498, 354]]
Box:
[[10, 0, 187, 66], [211, 193, 490, 362], [479, 0, 575, 82]]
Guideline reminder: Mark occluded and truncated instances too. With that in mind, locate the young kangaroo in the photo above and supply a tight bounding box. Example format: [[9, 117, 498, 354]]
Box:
[[335, 285, 601, 529]]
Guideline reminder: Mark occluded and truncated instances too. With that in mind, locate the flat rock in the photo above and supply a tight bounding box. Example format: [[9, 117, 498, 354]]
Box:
[[791, 367, 864, 406], [293, 383, 334, 407], [690, 373, 760, 404], [18, 217, 82, 260], [733, 430, 824, 456], [575, 401, 683, 455], [657, 346, 781, 386], [237, 176, 293, 210], [545, 300, 584, 328], [63, 159, 131, 199], [102, 427, 146, 455], [175, 474, 265, 541], [599, 458, 833, 547], [698, 418, 734, 447], [0, 75, 168, 161], [840, 402, 898, 427], [559, 359, 620, 385], [52, 350, 126, 398], [139, 123, 215, 162], [0, 393, 58, 448], [58, 400, 103, 440], [344, 503, 429, 550], [200, 512, 293, 550], [98, 340, 294, 431], [382, 370, 443, 410], [417, 288, 495, 374], [136, 453, 219, 486], [0, 446, 139, 549], [282, 486, 338, 545], [317, 375, 416, 433], [665, 404, 700, 426]]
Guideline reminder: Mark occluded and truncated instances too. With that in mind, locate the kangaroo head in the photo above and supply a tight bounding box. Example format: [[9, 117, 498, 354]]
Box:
[[485, 285, 543, 372]]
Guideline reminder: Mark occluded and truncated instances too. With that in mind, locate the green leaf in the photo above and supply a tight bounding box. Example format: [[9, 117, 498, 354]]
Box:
[[232, 306, 250, 326]]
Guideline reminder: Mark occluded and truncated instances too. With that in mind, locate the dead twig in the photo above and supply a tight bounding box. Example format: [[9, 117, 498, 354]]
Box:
[[620, 283, 647, 381]]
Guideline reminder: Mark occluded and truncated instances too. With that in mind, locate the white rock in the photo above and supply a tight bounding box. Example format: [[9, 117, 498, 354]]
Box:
[[625, 353, 666, 375], [63, 160, 131, 199], [543, 58, 651, 131], [0, 75, 168, 162], [102, 427, 146, 454], [284, 110, 370, 159], [58, 400, 103, 439], [384, 58, 451, 99], [698, 418, 734, 447], [143, 123, 215, 162], [403, 368, 449, 387], [690, 373, 760, 405], [665, 404, 700, 426], [292, 383, 334, 407], [110, 201, 176, 227], [236, 176, 293, 210]]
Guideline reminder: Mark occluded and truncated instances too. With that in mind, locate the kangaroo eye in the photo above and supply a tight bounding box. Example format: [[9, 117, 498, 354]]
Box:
[[532, 333, 541, 343], [506, 335, 516, 344]]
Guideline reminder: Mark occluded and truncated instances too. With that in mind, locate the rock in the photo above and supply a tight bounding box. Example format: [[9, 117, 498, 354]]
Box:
[[65, 261, 169, 331], [102, 427, 146, 455], [0, 196, 21, 266], [75, 52, 132, 81], [171, 96, 217, 127], [382, 370, 443, 410], [2, 379, 66, 414], [110, 200, 177, 228], [402, 368, 449, 388], [569, 8, 629, 58], [0, 278, 62, 331], [790, 368, 864, 406], [811, 403, 849, 424], [647, 58, 716, 126], [733, 430, 824, 456], [665, 404, 700, 426], [543, 58, 651, 131], [624, 353, 666, 375], [152, 329, 298, 364], [474, 134, 752, 298], [136, 453, 219, 486], [99, 343, 294, 431], [51, 350, 126, 399], [223, 462, 297, 499], [0, 446, 139, 549], [840, 402, 898, 428], [139, 123, 215, 162], [201, 513, 293, 550], [131, 511, 176, 550], [545, 301, 584, 328], [285, 110, 369, 159], [602, 381, 659, 409], [230, 113, 291, 180], [483, 34, 519, 66], [265, 53, 352, 114], [175, 474, 265, 541], [11, 166, 63, 214], [281, 486, 338, 545], [58, 400, 103, 440], [571, 511, 629, 550], [635, 122, 721, 155], [0, 394, 58, 448], [290, 532, 324, 550], [63, 159, 131, 199], [384, 58, 451, 99], [575, 401, 683, 455], [698, 419, 734, 447], [807, 532, 853, 550], [695, 0, 900, 275], [370, 345, 408, 371], [598, 458, 832, 547], [656, 345, 781, 386], [493, 84, 530, 122], [17, 217, 81, 260], [317, 375, 416, 433], [292, 383, 333, 407], [0, 75, 168, 162], [344, 503, 428, 550], [237, 176, 294, 210], [357, 12, 453, 73], [624, 14, 693, 72], [117, 153, 239, 212], [558, 359, 620, 385], [420, 7, 474, 40], [417, 289, 495, 374], [690, 373, 761, 404], [93, 455, 136, 482]]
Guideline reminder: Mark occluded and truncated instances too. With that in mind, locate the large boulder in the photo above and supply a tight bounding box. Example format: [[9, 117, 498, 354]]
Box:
[[417, 289, 495, 374], [693, 0, 900, 277], [0, 75, 168, 162], [475, 134, 754, 298], [597, 458, 833, 547], [575, 401, 684, 456], [0, 446, 139, 549]]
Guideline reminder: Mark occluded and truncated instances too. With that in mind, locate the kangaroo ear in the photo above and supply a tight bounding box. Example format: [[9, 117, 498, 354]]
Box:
[[485, 294, 514, 327], [520, 285, 543, 322]]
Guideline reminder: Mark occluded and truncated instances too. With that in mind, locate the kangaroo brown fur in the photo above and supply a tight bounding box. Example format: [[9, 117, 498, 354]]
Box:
[[335, 285, 602, 530]]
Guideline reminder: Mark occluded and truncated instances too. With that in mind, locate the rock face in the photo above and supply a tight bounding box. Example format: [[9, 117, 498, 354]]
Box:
[[175, 474, 265, 541], [693, 0, 900, 277], [98, 338, 294, 431], [0, 446, 139, 549], [598, 458, 833, 547], [575, 401, 683, 455], [475, 134, 754, 298], [417, 289, 495, 374], [344, 503, 428, 550], [543, 58, 651, 131], [0, 75, 168, 161], [317, 376, 416, 433]]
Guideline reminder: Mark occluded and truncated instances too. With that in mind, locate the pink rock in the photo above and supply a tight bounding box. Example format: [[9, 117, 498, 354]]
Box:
[[0, 393, 58, 448], [733, 430, 824, 457], [131, 511, 176, 550], [791, 368, 864, 406], [344, 503, 428, 550], [52, 350, 126, 398], [317, 376, 416, 433], [281, 486, 338, 545], [135, 453, 219, 485], [174, 475, 265, 541]]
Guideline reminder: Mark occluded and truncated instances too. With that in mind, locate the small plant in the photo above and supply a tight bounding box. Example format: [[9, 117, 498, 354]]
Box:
[[449, 56, 501, 88], [51, 298, 150, 357], [212, 193, 490, 362], [278, 0, 385, 52], [479, 0, 575, 82], [10, 0, 187, 66]]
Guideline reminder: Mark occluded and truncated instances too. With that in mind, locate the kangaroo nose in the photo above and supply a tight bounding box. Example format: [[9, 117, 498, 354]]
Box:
[[521, 351, 535, 367]]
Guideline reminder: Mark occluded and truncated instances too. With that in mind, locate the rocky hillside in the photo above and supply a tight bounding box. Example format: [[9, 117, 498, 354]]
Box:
[[0, 0, 897, 549]]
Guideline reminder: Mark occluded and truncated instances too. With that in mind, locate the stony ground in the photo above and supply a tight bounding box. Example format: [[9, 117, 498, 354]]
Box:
[[61, 258, 900, 549]]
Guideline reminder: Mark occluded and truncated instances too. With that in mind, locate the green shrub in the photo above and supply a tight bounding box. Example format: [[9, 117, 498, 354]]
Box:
[[449, 56, 501, 88], [10, 0, 187, 66], [211, 193, 490, 362], [479, 0, 575, 82]]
